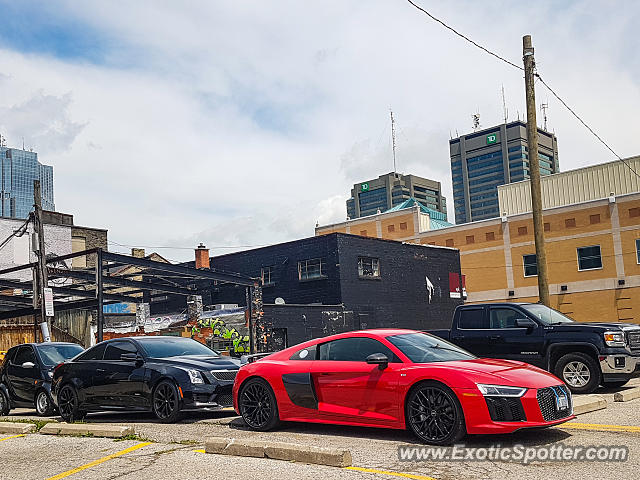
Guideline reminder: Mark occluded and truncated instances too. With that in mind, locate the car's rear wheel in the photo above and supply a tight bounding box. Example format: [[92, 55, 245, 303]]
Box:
[[57, 385, 85, 423], [555, 353, 600, 394], [35, 390, 54, 417], [152, 380, 182, 423], [406, 381, 466, 445], [239, 378, 280, 431], [0, 388, 10, 416]]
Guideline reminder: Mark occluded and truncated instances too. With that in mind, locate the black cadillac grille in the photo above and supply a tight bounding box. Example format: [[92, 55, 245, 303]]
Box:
[[537, 385, 572, 421], [216, 393, 233, 407], [210, 370, 238, 381], [627, 331, 640, 352], [485, 397, 527, 422]]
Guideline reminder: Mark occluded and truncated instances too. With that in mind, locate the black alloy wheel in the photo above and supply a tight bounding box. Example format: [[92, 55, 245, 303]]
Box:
[[0, 388, 9, 416], [406, 381, 466, 445], [57, 385, 85, 423], [153, 380, 182, 423], [35, 390, 54, 417], [239, 378, 280, 431]]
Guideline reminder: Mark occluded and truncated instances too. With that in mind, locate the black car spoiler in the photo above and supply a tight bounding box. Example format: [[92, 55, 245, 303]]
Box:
[[240, 352, 274, 364]]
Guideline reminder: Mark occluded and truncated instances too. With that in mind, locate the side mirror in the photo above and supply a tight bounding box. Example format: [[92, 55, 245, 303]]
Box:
[[21, 361, 35, 368], [366, 353, 389, 370], [515, 318, 537, 330]]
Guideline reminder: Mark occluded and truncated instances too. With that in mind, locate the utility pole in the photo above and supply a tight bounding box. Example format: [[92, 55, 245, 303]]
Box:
[[33, 180, 52, 340], [523, 35, 550, 306]]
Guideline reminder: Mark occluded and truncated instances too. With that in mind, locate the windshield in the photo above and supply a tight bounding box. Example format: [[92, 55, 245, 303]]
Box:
[[139, 338, 219, 359], [37, 344, 84, 367], [387, 333, 476, 363], [522, 304, 574, 325]]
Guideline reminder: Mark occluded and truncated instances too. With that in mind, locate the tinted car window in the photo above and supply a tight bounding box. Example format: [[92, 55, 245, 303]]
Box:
[[318, 337, 398, 362], [387, 333, 476, 363], [13, 346, 37, 366], [139, 338, 219, 358], [76, 343, 106, 361], [289, 345, 316, 361], [37, 344, 84, 367], [489, 308, 521, 329], [104, 341, 138, 360], [458, 308, 487, 329]]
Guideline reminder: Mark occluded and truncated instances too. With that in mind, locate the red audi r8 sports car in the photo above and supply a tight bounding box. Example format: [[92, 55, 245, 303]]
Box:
[[233, 329, 574, 445]]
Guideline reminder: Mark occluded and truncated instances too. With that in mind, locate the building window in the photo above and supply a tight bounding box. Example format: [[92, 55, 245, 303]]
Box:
[[360, 230, 367, 236], [261, 266, 274, 286], [400, 222, 408, 231], [518, 226, 528, 236], [466, 235, 475, 244], [589, 214, 601, 225], [629, 208, 640, 218], [636, 239, 640, 264], [445, 239, 454, 247], [485, 232, 495, 241], [523, 254, 537, 277], [298, 258, 326, 281], [577, 245, 602, 271], [565, 218, 576, 228], [544, 222, 550, 232], [358, 257, 380, 278], [387, 224, 395, 233]]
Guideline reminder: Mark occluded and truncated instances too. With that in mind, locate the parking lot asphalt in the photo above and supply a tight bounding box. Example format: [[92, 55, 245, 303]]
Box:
[[2, 382, 639, 480]]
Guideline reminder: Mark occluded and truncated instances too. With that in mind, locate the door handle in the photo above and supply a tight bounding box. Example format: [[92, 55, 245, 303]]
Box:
[[96, 368, 105, 373], [489, 335, 501, 341]]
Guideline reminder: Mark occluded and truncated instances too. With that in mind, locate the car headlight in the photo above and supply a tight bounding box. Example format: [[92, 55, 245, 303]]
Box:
[[477, 384, 527, 397], [187, 369, 204, 384], [604, 331, 626, 348]]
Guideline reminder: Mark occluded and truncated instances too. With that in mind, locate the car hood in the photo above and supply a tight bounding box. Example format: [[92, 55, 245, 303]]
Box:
[[415, 358, 562, 389], [547, 322, 640, 333], [148, 355, 241, 371]]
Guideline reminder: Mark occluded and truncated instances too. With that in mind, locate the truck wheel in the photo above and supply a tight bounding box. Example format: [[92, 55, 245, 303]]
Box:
[[555, 353, 600, 394]]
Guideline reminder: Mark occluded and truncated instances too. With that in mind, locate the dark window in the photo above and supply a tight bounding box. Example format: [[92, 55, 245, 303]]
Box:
[[387, 224, 395, 233], [298, 258, 326, 281], [261, 266, 274, 286], [544, 222, 550, 232], [318, 337, 398, 362], [289, 345, 317, 361], [358, 257, 380, 277], [466, 235, 475, 244], [489, 308, 522, 328], [104, 341, 138, 361], [636, 239, 640, 264], [458, 308, 487, 329], [589, 214, 601, 225], [76, 343, 106, 361], [387, 333, 475, 363], [445, 239, 454, 247], [577, 245, 602, 270], [523, 254, 537, 277], [485, 232, 495, 241], [629, 208, 640, 218], [12, 346, 36, 365], [565, 218, 576, 228], [37, 344, 84, 366], [360, 230, 367, 236], [400, 222, 407, 231], [518, 226, 528, 236], [139, 338, 217, 358]]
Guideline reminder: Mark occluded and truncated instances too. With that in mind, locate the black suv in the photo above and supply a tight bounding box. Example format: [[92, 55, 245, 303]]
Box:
[[0, 342, 84, 416]]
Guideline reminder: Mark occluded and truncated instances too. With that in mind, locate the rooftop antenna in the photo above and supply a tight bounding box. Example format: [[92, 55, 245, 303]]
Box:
[[540, 102, 549, 130], [472, 112, 481, 131], [501, 84, 508, 124], [22, 137, 25, 150], [390, 109, 397, 174]]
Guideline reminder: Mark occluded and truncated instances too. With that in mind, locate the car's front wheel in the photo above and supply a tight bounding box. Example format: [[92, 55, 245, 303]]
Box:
[[0, 387, 10, 416], [57, 385, 86, 423], [406, 381, 466, 445], [35, 390, 54, 417], [238, 378, 280, 431], [152, 380, 182, 423]]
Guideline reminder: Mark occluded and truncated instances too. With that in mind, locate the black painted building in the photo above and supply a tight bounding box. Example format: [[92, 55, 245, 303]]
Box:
[[204, 233, 462, 346]]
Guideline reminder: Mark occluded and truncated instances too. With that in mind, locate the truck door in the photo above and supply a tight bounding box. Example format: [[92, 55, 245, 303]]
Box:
[[449, 307, 494, 357], [487, 306, 545, 366]]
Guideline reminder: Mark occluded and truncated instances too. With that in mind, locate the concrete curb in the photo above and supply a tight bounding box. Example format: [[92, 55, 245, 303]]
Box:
[[0, 422, 36, 434], [614, 386, 640, 402], [205, 437, 352, 467], [39, 423, 135, 438], [573, 394, 607, 415]]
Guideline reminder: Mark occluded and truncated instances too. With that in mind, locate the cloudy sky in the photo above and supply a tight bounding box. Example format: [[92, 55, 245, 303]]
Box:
[[0, 0, 637, 261]]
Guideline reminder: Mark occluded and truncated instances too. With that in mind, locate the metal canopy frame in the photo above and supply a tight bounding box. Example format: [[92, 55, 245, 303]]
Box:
[[0, 248, 259, 346]]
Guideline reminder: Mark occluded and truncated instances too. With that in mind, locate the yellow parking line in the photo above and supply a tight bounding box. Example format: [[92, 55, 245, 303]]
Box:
[[561, 422, 640, 434], [47, 442, 153, 480], [345, 466, 437, 480], [0, 434, 25, 442], [193, 449, 206, 453]]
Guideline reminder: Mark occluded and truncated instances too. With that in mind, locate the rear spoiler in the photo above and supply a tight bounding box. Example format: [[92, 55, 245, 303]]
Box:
[[240, 352, 274, 364]]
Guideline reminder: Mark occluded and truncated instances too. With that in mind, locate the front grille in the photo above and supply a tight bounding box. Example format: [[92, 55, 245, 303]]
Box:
[[485, 397, 527, 422], [627, 331, 640, 352], [537, 385, 572, 421], [210, 369, 238, 381], [216, 393, 233, 407]]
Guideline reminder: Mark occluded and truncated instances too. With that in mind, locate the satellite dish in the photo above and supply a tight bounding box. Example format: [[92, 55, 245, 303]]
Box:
[[275, 297, 285, 305]]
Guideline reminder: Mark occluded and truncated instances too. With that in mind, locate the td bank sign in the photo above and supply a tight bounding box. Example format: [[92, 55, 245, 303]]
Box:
[[486, 134, 498, 145]]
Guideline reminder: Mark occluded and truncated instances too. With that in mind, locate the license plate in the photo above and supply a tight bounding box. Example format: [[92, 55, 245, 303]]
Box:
[[556, 394, 569, 410]]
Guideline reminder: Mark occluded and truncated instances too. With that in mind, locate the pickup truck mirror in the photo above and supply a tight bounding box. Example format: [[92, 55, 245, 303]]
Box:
[[21, 361, 35, 368], [515, 318, 537, 329], [366, 353, 389, 370]]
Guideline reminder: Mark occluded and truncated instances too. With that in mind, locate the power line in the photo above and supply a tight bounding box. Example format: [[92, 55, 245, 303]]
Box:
[[0, 215, 30, 252], [404, 0, 640, 180]]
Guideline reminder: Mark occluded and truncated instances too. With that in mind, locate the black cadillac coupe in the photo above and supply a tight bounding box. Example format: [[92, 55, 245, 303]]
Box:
[[51, 336, 240, 423]]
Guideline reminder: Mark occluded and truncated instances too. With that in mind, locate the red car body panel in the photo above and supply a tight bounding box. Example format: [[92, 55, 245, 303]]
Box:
[[233, 329, 574, 435]]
